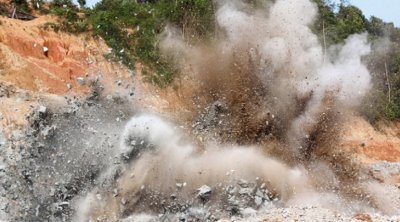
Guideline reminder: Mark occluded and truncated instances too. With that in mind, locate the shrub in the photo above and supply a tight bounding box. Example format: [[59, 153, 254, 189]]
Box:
[[12, 0, 30, 13], [47, 0, 90, 34], [90, 0, 215, 86]]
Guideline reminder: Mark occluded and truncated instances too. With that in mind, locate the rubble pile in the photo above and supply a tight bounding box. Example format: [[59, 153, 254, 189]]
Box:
[[118, 178, 279, 222], [0, 94, 134, 221], [1, 90, 399, 221]]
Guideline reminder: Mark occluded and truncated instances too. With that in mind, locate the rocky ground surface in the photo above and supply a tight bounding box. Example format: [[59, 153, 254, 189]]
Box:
[[121, 205, 400, 222], [2, 90, 398, 221], [0, 89, 134, 221]]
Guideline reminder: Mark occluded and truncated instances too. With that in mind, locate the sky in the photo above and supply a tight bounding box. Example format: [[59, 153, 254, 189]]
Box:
[[78, 0, 400, 27], [339, 0, 400, 27]]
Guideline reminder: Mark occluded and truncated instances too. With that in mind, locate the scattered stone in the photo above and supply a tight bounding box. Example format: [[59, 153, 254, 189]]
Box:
[[58, 202, 69, 207], [40, 125, 56, 138], [197, 185, 212, 201], [49, 188, 55, 197], [238, 186, 254, 196], [241, 207, 257, 217], [238, 179, 249, 188], [185, 207, 209, 221], [113, 189, 119, 197], [77, 77, 86, 86], [129, 88, 135, 96], [38, 106, 47, 114], [254, 196, 262, 206], [66, 83, 72, 90], [11, 130, 23, 141]]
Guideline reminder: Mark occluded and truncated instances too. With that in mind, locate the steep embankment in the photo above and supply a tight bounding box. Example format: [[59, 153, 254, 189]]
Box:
[[341, 116, 400, 163], [0, 14, 172, 135], [0, 15, 119, 94]]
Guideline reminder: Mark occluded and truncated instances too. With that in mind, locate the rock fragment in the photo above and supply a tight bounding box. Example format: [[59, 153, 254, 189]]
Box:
[[76, 77, 86, 86], [38, 106, 47, 114], [66, 83, 72, 90], [197, 185, 212, 201]]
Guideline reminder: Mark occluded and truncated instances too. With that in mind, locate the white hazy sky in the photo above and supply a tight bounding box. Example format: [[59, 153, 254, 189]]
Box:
[[78, 0, 399, 27], [348, 0, 399, 27]]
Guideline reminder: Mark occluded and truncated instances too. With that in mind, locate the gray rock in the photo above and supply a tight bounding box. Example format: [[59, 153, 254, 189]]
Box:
[[241, 207, 257, 217], [76, 77, 86, 86], [197, 185, 212, 201], [239, 187, 254, 196], [254, 196, 263, 206], [11, 130, 23, 141], [40, 126, 56, 138], [238, 179, 249, 188], [186, 207, 209, 221], [38, 106, 47, 114], [0, 134, 6, 147]]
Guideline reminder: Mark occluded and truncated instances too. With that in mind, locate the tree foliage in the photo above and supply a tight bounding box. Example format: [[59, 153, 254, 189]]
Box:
[[11, 0, 30, 13], [90, 0, 215, 85], [312, 0, 400, 121], [45, 0, 89, 33]]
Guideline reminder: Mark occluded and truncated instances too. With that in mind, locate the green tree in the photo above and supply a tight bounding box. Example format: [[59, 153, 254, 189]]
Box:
[[51, 0, 76, 8], [336, 5, 368, 40], [312, 0, 339, 44], [90, 0, 214, 85]]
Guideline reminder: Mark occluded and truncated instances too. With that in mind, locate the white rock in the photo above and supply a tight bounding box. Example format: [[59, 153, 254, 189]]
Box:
[[77, 77, 86, 86], [197, 185, 212, 199], [241, 207, 257, 217], [38, 106, 47, 114]]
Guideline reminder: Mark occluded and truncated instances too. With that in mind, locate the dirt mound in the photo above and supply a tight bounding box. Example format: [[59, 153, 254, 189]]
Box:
[[340, 115, 400, 163], [0, 14, 167, 134], [0, 15, 132, 95]]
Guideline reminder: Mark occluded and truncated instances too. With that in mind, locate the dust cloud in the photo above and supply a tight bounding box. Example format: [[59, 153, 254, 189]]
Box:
[[76, 0, 397, 221], [161, 0, 371, 155]]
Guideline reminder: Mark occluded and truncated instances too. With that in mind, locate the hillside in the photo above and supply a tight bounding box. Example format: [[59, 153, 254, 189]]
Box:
[[0, 0, 399, 221]]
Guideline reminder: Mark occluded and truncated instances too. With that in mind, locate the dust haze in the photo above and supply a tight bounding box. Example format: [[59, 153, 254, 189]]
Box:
[[75, 0, 399, 221]]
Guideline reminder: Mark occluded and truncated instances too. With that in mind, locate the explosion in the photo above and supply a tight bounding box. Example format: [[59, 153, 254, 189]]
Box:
[[77, 0, 395, 221], [2, 0, 399, 221]]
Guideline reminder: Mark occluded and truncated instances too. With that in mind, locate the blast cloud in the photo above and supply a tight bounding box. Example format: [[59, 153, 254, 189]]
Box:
[[77, 0, 392, 220], [161, 0, 371, 157]]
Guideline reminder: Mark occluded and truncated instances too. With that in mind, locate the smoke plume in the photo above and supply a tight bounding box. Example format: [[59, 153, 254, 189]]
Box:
[[160, 0, 371, 157], [76, 0, 395, 221]]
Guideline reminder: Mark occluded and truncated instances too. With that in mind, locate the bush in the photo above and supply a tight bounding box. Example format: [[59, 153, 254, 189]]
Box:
[[12, 0, 30, 13], [47, 0, 90, 34], [313, 0, 400, 121], [90, 0, 215, 86]]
